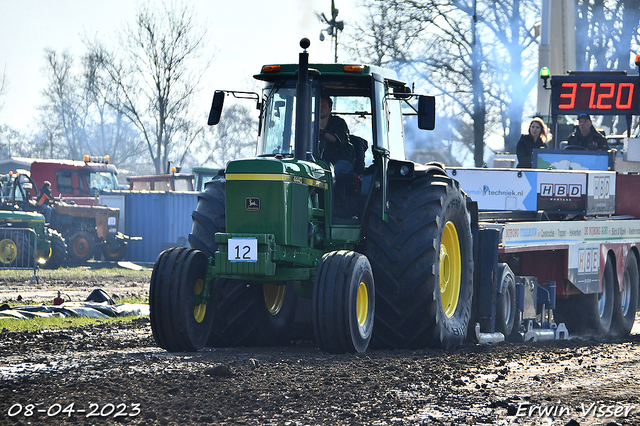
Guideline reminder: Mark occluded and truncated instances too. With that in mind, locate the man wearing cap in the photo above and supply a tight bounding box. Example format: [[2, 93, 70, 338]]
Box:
[[566, 113, 608, 151]]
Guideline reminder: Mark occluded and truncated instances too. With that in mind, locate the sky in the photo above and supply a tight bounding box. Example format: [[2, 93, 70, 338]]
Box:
[[0, 0, 356, 131]]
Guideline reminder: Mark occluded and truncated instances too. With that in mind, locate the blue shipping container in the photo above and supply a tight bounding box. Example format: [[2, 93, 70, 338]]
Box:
[[102, 191, 199, 263]]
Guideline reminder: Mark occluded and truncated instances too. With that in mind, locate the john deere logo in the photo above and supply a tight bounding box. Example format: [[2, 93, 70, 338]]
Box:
[[245, 197, 260, 211]]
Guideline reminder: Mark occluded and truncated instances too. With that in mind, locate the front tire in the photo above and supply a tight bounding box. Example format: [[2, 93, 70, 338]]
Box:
[[102, 241, 128, 261], [312, 251, 374, 354], [150, 247, 214, 352], [364, 172, 474, 350]]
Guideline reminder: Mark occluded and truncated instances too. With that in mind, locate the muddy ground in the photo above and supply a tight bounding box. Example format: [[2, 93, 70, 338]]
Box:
[[1, 270, 640, 425]]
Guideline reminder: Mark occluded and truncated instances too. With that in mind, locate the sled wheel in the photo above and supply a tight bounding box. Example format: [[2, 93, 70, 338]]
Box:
[[43, 232, 66, 270], [150, 247, 214, 352], [595, 256, 615, 335], [556, 254, 615, 336], [68, 231, 95, 262], [611, 252, 639, 336], [103, 241, 128, 261], [364, 170, 473, 350], [496, 264, 517, 336], [312, 250, 374, 354]]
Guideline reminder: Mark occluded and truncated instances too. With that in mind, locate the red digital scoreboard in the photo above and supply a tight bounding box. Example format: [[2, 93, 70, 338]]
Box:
[[551, 74, 640, 115]]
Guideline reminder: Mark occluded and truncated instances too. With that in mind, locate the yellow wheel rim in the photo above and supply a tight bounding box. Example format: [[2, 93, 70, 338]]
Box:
[[0, 239, 17, 264], [193, 278, 206, 323], [263, 283, 286, 315], [356, 280, 369, 326], [440, 221, 461, 318]]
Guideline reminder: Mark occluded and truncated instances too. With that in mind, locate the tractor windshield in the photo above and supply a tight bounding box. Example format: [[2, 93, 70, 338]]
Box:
[[257, 85, 314, 156], [257, 82, 374, 163]]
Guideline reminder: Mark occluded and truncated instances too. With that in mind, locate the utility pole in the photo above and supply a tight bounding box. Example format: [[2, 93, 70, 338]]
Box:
[[317, 0, 344, 63]]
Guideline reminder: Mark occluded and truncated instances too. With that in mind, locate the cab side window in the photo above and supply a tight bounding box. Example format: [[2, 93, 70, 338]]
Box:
[[56, 171, 74, 195]]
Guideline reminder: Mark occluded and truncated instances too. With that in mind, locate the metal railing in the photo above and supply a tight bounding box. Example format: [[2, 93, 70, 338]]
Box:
[[0, 228, 38, 283]]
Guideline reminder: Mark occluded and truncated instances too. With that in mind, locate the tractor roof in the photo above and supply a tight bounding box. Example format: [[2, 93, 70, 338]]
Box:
[[254, 63, 401, 83]]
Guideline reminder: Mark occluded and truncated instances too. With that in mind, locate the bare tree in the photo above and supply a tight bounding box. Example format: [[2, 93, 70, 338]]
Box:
[[478, 0, 539, 153], [86, 3, 210, 173], [347, 0, 539, 165], [195, 102, 257, 168], [576, 0, 640, 136], [39, 49, 91, 159], [81, 52, 147, 170], [0, 67, 6, 114], [36, 49, 146, 169], [348, 0, 493, 166]]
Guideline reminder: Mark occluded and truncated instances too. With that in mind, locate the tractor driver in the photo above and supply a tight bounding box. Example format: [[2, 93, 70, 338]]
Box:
[[566, 113, 609, 151], [319, 96, 355, 180], [37, 181, 55, 223]]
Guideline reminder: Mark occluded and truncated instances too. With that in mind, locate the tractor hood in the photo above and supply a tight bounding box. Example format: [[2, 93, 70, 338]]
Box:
[[0, 210, 45, 223], [225, 157, 328, 188], [224, 157, 328, 248]]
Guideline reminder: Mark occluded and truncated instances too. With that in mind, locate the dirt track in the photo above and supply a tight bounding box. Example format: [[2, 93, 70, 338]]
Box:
[[1, 271, 640, 425]]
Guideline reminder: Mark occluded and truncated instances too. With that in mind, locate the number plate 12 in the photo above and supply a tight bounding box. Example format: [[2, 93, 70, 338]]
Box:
[[228, 238, 258, 262]]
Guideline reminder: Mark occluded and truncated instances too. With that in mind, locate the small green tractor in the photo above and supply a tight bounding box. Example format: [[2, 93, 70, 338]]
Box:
[[0, 178, 66, 269], [150, 39, 474, 353], [1, 171, 130, 263]]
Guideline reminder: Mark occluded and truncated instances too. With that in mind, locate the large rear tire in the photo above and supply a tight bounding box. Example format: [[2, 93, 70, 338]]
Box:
[[150, 247, 214, 352], [188, 177, 225, 257], [364, 172, 473, 350], [206, 280, 296, 347], [611, 252, 639, 336], [312, 250, 375, 354], [556, 254, 615, 336], [188, 176, 296, 347]]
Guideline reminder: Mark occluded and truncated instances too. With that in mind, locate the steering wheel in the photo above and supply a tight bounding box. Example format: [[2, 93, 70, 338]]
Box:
[[563, 145, 588, 151], [320, 130, 343, 145]]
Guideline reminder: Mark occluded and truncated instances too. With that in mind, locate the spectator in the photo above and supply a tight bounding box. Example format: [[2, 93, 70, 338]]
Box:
[[516, 117, 548, 168]]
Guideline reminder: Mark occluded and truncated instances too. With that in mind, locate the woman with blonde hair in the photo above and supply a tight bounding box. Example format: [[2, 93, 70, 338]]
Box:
[[516, 117, 548, 168]]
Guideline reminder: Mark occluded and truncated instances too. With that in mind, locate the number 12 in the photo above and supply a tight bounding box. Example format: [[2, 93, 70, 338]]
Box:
[[234, 244, 251, 260]]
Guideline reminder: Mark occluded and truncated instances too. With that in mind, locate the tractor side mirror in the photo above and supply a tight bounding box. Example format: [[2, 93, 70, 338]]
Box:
[[417, 95, 436, 130], [207, 91, 225, 125]]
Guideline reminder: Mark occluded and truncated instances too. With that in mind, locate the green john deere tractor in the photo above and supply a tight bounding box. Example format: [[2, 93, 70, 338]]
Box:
[[0, 210, 66, 270], [150, 39, 474, 353], [0, 173, 66, 269]]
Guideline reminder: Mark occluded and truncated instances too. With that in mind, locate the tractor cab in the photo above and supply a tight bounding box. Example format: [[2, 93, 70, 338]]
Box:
[[255, 72, 378, 221], [210, 55, 435, 225]]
